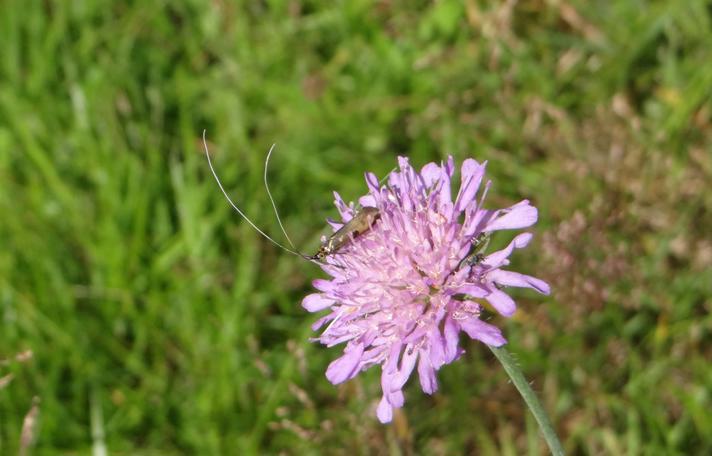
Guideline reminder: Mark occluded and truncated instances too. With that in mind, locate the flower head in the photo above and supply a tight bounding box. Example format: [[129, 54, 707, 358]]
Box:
[[302, 156, 549, 423]]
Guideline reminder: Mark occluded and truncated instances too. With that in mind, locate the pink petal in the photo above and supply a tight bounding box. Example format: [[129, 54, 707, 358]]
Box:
[[485, 289, 517, 316], [388, 390, 404, 408], [417, 353, 438, 394], [443, 317, 460, 363], [358, 194, 377, 207], [444, 156, 455, 177], [333, 191, 353, 221], [462, 206, 494, 238], [484, 233, 533, 267], [364, 171, 380, 194], [487, 270, 551, 295], [403, 326, 429, 345], [513, 232, 534, 248], [325, 343, 364, 384], [436, 159, 454, 209], [383, 343, 401, 373], [387, 170, 403, 189], [311, 313, 334, 331], [454, 159, 486, 212], [312, 279, 336, 293], [427, 329, 446, 369], [460, 318, 507, 347], [394, 346, 418, 389], [326, 218, 343, 230], [377, 396, 393, 423], [420, 162, 441, 187], [453, 283, 488, 298], [302, 294, 334, 312], [397, 156, 411, 172], [486, 201, 538, 231]]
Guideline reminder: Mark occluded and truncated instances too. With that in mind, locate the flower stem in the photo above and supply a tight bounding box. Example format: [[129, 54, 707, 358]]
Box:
[[489, 345, 564, 456]]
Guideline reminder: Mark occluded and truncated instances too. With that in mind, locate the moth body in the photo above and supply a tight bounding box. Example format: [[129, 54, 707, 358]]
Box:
[[312, 206, 380, 260]]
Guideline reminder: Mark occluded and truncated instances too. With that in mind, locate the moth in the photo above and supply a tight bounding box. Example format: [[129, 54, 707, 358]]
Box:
[[202, 131, 380, 265], [310, 206, 380, 260]]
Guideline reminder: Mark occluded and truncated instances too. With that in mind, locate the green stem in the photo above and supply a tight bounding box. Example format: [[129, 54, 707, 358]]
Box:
[[489, 345, 564, 456]]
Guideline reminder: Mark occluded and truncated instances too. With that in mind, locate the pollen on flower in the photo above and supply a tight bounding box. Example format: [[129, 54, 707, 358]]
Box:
[[302, 156, 550, 423]]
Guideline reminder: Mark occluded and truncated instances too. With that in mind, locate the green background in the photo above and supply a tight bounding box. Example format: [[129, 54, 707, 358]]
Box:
[[2, 1, 711, 454]]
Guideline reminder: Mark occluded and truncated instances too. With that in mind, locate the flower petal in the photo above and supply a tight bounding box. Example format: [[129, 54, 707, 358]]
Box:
[[453, 283, 488, 298], [420, 162, 441, 188], [444, 156, 455, 178], [325, 343, 364, 384], [377, 395, 393, 423], [358, 194, 377, 208], [454, 159, 486, 213], [333, 191, 353, 221], [460, 318, 507, 346], [443, 317, 460, 363], [387, 169, 403, 190], [417, 352, 438, 394], [394, 346, 418, 389], [462, 205, 495, 238], [328, 217, 348, 232], [427, 328, 446, 369], [311, 313, 334, 331], [388, 390, 405, 408], [487, 270, 551, 295], [365, 172, 381, 194], [486, 201, 538, 231], [302, 294, 334, 312], [437, 158, 454, 209], [485, 289, 517, 316], [312, 279, 337, 293], [483, 233, 533, 267]]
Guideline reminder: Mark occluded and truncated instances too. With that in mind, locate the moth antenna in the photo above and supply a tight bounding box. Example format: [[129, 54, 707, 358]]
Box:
[[379, 167, 397, 186], [202, 130, 316, 263], [263, 144, 299, 251]]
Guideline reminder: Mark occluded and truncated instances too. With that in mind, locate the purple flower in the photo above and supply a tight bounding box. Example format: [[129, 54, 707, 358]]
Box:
[[302, 156, 550, 423]]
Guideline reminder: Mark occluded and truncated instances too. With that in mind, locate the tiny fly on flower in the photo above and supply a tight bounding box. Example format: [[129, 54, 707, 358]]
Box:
[[462, 232, 505, 290], [202, 131, 380, 265], [466, 231, 491, 266], [453, 231, 491, 272]]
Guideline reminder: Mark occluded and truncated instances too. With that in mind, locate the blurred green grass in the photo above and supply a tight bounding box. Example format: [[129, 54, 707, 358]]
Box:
[[1, 0, 711, 454]]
